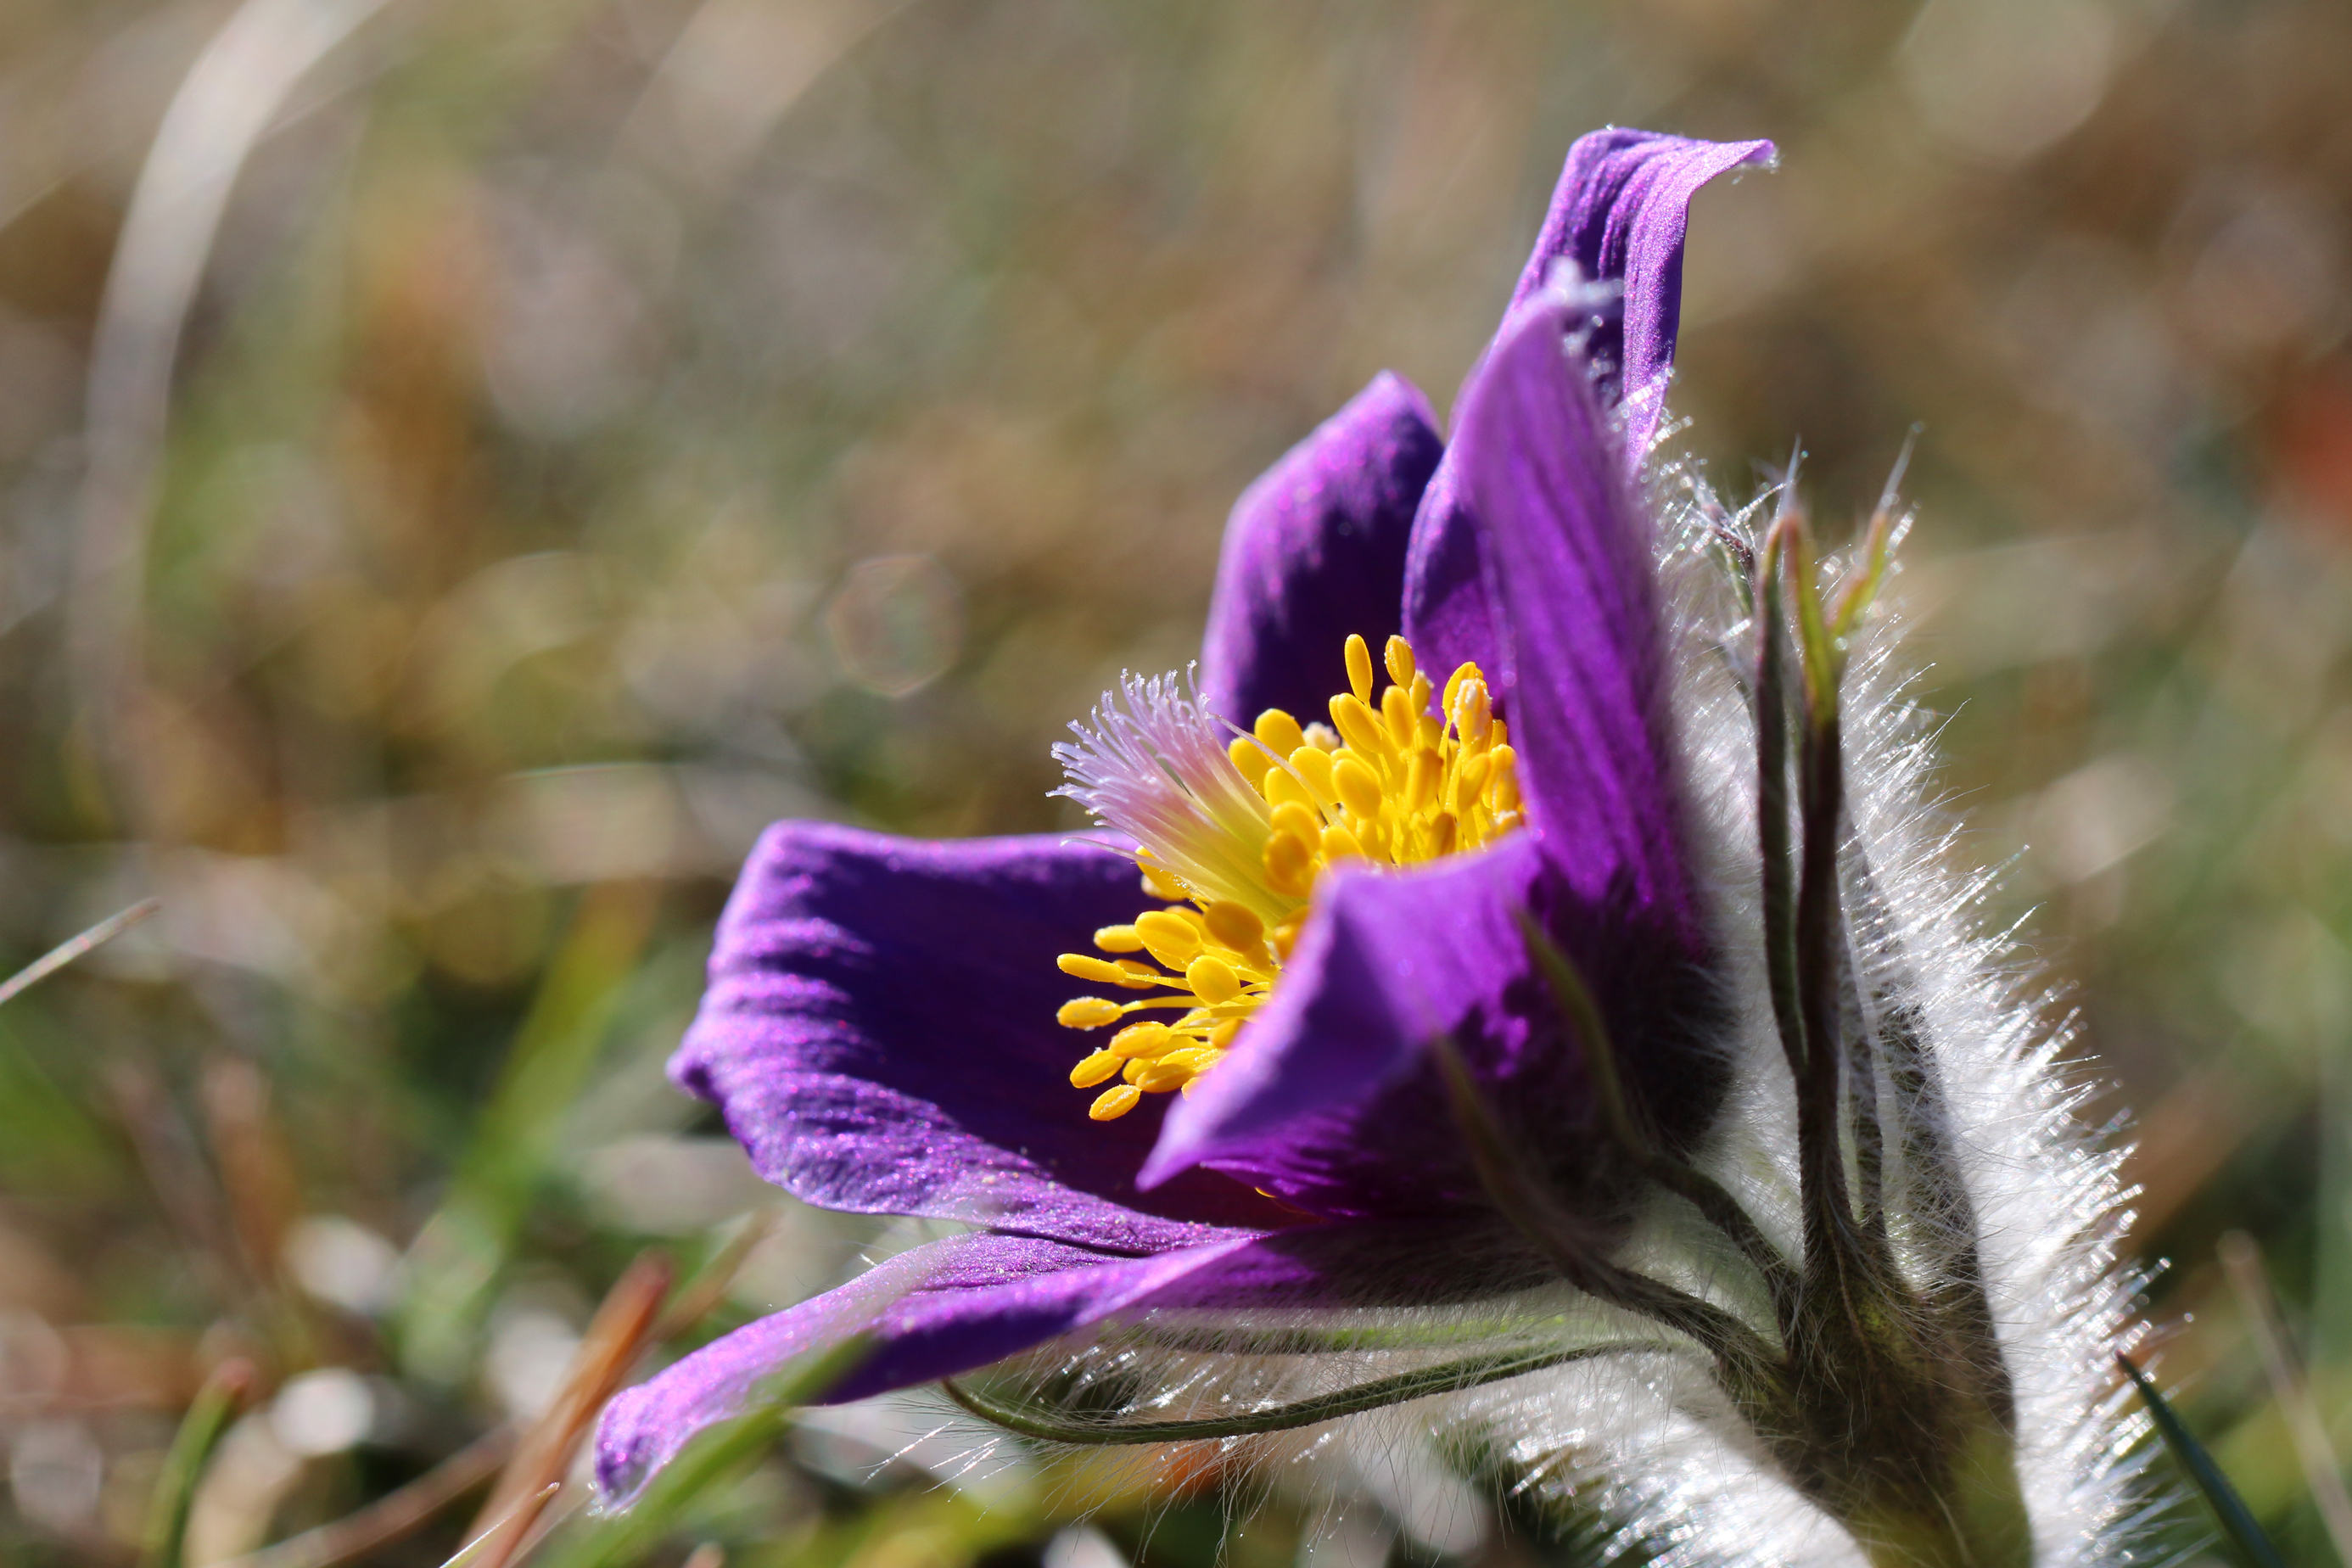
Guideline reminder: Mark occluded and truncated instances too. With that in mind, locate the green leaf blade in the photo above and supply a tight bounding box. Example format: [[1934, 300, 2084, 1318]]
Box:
[[2118, 1352, 2288, 1568]]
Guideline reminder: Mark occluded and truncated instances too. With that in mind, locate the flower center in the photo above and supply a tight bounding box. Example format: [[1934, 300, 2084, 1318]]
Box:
[[1051, 633, 1523, 1122]]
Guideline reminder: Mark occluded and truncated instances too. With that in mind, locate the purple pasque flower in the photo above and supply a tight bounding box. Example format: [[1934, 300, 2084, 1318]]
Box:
[[596, 126, 2145, 1568], [594, 126, 1772, 1503]]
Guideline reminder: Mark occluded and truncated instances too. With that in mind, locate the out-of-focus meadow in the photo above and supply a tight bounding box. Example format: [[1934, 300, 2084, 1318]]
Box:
[[1, 0, 2349, 1562]]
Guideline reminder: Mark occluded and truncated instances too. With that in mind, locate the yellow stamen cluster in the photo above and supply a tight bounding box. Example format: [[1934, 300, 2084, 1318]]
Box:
[[1056, 632, 1523, 1120]]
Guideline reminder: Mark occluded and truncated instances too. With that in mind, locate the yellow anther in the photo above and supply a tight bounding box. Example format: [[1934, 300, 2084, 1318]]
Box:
[[1408, 670, 1433, 717], [1058, 997, 1123, 1028], [1408, 748, 1443, 813], [1161, 1046, 1217, 1071], [1345, 634, 1374, 704], [1384, 635, 1416, 688], [1491, 719, 1508, 749], [1059, 953, 1155, 988], [1429, 811, 1459, 856], [1185, 955, 1242, 1005], [1070, 1050, 1122, 1088], [1093, 924, 1143, 953], [1442, 662, 1481, 724], [1287, 745, 1337, 804], [1381, 683, 1418, 749], [1271, 799, 1321, 845], [1209, 1017, 1244, 1049], [1488, 745, 1520, 813], [1255, 708, 1307, 758], [1303, 722, 1341, 752], [1135, 1061, 1196, 1095], [1090, 1084, 1143, 1120], [1329, 693, 1393, 761], [1453, 752, 1492, 812], [1417, 713, 1443, 752], [1264, 830, 1314, 895], [1453, 677, 1492, 748], [1274, 914, 1305, 956], [1333, 753, 1383, 820], [1140, 862, 1188, 901], [1133, 910, 1202, 969], [1321, 824, 1365, 862], [1263, 764, 1317, 813], [1110, 1021, 1175, 1059], [1202, 900, 1265, 954], [1227, 735, 1273, 787]]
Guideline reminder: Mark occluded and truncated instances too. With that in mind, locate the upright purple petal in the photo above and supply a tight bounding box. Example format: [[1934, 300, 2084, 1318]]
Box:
[[675, 822, 1291, 1254], [1504, 129, 1774, 466], [1198, 372, 1444, 726], [1403, 130, 1773, 688], [1453, 291, 1703, 954]]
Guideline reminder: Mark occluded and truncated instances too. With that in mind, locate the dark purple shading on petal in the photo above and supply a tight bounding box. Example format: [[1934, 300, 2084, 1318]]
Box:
[[1453, 294, 1703, 954], [674, 822, 1293, 1254], [595, 1219, 1554, 1504], [1394, 460, 1497, 714], [1140, 837, 1572, 1217], [1198, 372, 1444, 727], [1402, 130, 1772, 692]]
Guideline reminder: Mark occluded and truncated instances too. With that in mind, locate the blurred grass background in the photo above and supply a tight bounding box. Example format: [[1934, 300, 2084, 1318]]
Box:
[[0, 0, 2349, 1562]]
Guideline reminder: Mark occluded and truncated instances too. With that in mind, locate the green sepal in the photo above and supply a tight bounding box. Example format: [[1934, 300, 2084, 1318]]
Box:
[[1115, 1311, 1595, 1356], [1780, 517, 1840, 728], [1828, 426, 1916, 643], [944, 1341, 1672, 1447]]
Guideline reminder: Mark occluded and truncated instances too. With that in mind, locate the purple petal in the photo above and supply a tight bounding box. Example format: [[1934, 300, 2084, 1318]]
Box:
[[594, 1232, 1251, 1502], [1140, 838, 1565, 1215], [675, 821, 1293, 1253], [596, 1219, 1555, 1504], [1453, 292, 1703, 952], [1504, 129, 1774, 468], [1197, 372, 1444, 726], [1402, 129, 1772, 688]]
